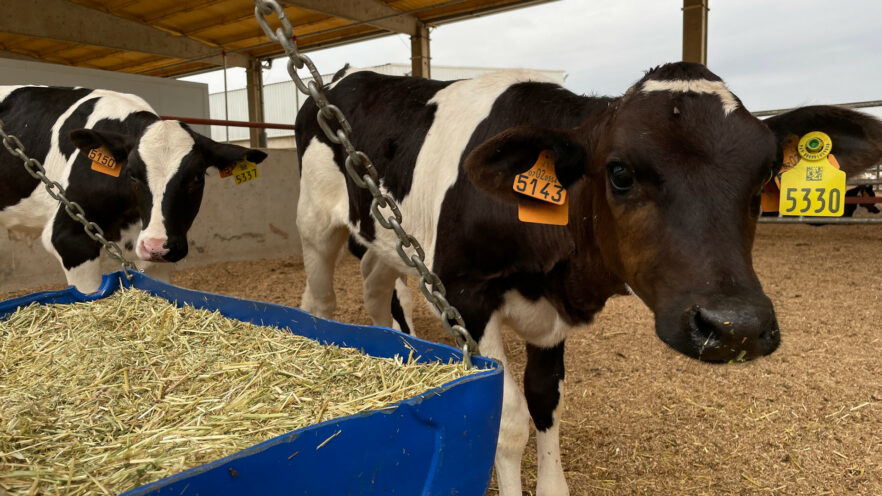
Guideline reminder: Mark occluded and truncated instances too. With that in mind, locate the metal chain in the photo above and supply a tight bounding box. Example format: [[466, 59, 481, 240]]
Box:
[[254, 0, 479, 367], [0, 119, 138, 278]]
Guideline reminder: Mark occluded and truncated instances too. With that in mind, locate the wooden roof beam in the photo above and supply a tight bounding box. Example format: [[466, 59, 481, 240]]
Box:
[[280, 0, 421, 35], [1, 0, 250, 68]]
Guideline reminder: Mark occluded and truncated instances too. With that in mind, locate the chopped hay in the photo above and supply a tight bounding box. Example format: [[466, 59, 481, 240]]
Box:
[[0, 288, 477, 495]]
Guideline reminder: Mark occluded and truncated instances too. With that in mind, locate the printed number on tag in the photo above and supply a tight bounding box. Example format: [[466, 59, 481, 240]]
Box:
[[89, 147, 121, 177], [221, 160, 259, 185], [778, 132, 845, 217], [514, 150, 568, 225], [513, 151, 566, 205]]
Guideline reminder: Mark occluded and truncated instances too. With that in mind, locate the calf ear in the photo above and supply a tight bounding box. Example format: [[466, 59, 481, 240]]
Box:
[[69, 129, 136, 163], [464, 126, 588, 204], [194, 134, 268, 169], [763, 105, 882, 175]]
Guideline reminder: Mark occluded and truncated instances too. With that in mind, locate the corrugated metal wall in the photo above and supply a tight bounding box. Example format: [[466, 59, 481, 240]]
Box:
[[208, 64, 567, 143]]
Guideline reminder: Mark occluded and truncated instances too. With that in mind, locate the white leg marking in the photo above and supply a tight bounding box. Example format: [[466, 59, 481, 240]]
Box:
[[360, 249, 400, 328], [536, 380, 569, 496], [296, 138, 351, 319], [63, 258, 103, 294], [501, 291, 575, 495], [480, 312, 530, 496]]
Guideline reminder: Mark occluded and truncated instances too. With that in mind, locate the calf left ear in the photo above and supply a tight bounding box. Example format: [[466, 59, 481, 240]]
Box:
[[194, 134, 268, 169], [464, 126, 588, 204], [763, 105, 882, 175], [70, 129, 136, 163]]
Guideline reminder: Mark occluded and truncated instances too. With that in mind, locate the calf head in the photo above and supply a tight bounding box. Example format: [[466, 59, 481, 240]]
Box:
[[70, 121, 267, 262], [466, 62, 882, 362]]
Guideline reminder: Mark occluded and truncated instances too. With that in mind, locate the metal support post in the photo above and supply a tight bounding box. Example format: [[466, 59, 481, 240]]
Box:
[[246, 58, 268, 148], [682, 0, 708, 64], [410, 24, 430, 78]]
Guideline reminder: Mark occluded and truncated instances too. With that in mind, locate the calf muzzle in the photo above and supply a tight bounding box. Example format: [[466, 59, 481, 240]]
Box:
[[139, 238, 170, 262], [658, 294, 780, 362]]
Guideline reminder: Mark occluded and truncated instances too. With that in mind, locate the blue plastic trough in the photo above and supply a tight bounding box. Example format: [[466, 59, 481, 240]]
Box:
[[0, 271, 503, 496]]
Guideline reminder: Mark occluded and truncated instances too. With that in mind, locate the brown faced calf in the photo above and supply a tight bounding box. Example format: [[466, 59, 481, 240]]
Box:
[[294, 62, 882, 495]]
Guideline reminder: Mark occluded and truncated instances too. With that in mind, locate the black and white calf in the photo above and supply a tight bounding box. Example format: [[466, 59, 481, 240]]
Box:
[[294, 64, 882, 495], [0, 86, 267, 293]]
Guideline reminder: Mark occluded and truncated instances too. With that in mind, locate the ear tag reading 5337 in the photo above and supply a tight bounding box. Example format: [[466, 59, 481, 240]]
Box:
[[89, 147, 121, 177], [220, 160, 259, 185], [778, 131, 846, 217], [513, 150, 568, 225]]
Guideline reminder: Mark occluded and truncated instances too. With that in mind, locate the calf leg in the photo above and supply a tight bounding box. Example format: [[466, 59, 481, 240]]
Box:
[[42, 219, 102, 294], [391, 276, 415, 336], [479, 312, 531, 496], [525, 342, 568, 496], [298, 226, 348, 319], [359, 249, 398, 328], [296, 138, 352, 319]]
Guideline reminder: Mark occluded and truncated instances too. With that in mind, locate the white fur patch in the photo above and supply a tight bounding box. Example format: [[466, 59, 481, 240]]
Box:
[[135, 120, 195, 258], [479, 311, 531, 496], [535, 380, 569, 496], [641, 79, 739, 116], [500, 290, 576, 348], [0, 85, 26, 104], [297, 137, 351, 233]]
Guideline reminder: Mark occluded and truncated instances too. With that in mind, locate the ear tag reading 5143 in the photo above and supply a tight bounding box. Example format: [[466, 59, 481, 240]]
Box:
[[220, 160, 259, 185], [513, 150, 568, 225], [778, 131, 846, 217], [89, 147, 121, 177]]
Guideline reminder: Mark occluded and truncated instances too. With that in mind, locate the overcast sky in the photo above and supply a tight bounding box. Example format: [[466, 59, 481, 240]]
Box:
[[182, 0, 882, 116]]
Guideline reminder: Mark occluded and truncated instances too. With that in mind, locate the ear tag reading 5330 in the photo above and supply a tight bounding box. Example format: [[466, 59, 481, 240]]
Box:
[[778, 131, 846, 217], [89, 147, 121, 177], [513, 150, 568, 225], [220, 160, 259, 185]]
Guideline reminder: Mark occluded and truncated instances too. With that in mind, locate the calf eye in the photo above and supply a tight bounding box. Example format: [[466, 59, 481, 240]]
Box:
[[606, 162, 634, 193], [187, 175, 204, 191]]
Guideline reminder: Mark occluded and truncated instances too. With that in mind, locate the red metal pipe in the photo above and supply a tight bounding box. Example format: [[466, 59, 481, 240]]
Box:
[[160, 115, 295, 131], [844, 197, 882, 204]]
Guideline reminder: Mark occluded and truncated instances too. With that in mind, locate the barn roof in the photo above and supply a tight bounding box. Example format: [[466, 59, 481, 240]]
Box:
[[0, 0, 553, 78]]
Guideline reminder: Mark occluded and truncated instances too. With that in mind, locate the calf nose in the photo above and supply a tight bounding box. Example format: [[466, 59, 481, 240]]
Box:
[[140, 238, 169, 260], [684, 298, 780, 362]]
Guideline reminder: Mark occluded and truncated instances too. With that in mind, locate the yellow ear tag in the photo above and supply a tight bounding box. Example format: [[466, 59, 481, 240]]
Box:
[[513, 150, 568, 225], [778, 131, 846, 217], [220, 160, 259, 185], [89, 147, 121, 177]]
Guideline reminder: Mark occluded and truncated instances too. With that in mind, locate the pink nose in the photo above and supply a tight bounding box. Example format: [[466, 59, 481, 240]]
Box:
[[140, 238, 169, 259]]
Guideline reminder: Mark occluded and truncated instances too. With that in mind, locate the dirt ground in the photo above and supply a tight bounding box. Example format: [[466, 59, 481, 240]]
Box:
[[3, 223, 881, 495]]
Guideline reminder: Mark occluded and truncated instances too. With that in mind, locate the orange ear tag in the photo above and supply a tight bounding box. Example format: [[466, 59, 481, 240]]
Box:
[[512, 150, 568, 225], [89, 147, 121, 177]]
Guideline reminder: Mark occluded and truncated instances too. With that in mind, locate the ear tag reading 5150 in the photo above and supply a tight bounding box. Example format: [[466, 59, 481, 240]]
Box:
[[513, 150, 568, 225], [778, 131, 846, 217], [220, 160, 259, 185], [89, 147, 121, 177]]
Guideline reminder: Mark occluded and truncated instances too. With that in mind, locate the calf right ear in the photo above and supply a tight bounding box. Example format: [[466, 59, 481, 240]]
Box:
[[763, 105, 882, 176], [464, 126, 588, 204], [70, 129, 136, 163]]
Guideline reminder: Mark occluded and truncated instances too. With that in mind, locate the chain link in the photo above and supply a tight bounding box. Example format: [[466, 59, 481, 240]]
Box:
[[0, 119, 138, 279], [254, 0, 479, 366]]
